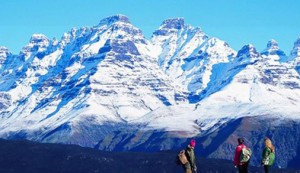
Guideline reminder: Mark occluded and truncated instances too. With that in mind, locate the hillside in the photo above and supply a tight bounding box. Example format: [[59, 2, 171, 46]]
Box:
[[0, 139, 299, 173]]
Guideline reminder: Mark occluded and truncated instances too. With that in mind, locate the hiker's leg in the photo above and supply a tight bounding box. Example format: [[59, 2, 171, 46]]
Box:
[[238, 165, 243, 173], [238, 164, 247, 173], [264, 165, 269, 173], [244, 162, 249, 173], [185, 168, 192, 173]]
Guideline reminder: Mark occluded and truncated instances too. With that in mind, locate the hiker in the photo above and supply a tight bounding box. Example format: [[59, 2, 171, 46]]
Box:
[[261, 138, 275, 173], [183, 139, 197, 173], [234, 137, 251, 173]]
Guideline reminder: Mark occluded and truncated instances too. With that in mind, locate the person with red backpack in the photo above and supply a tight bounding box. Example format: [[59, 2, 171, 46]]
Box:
[[234, 138, 251, 173]]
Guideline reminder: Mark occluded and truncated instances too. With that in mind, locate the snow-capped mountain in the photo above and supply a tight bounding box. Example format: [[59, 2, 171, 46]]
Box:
[[131, 40, 300, 168], [291, 37, 300, 74], [152, 18, 236, 98], [0, 15, 184, 144], [0, 15, 300, 168], [0, 47, 11, 69], [261, 39, 288, 62], [137, 40, 300, 133]]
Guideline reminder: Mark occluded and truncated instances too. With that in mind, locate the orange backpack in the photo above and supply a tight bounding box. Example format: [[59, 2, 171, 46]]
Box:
[[177, 149, 188, 165]]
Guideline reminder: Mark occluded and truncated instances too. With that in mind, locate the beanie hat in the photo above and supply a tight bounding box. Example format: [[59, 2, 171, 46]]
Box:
[[238, 138, 245, 144], [190, 139, 196, 147]]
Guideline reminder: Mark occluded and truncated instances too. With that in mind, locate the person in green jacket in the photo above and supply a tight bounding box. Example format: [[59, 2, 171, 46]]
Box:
[[261, 138, 275, 173], [184, 139, 197, 173]]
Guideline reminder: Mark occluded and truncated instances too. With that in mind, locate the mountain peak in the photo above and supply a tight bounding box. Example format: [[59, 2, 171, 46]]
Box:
[[29, 34, 50, 44], [160, 18, 184, 30], [0, 46, 10, 57], [153, 18, 185, 36], [266, 39, 279, 49], [98, 14, 131, 26], [293, 37, 300, 49], [290, 37, 300, 60], [261, 39, 287, 60], [246, 44, 255, 48], [21, 34, 50, 54], [0, 46, 11, 65], [238, 44, 256, 53], [0, 46, 9, 53], [237, 44, 259, 59]]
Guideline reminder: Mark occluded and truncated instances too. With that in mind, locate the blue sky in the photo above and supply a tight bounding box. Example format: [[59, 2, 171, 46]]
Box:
[[1, 0, 300, 54]]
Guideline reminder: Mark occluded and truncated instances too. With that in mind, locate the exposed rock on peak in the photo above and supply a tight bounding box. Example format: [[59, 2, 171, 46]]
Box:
[[98, 14, 131, 26]]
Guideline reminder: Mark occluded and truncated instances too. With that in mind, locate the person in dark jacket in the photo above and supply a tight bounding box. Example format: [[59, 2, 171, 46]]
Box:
[[234, 138, 249, 173], [183, 139, 197, 173], [262, 138, 275, 173]]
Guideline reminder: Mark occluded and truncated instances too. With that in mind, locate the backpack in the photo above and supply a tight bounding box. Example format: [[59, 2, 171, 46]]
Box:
[[262, 148, 275, 166], [176, 149, 188, 165], [240, 146, 252, 163], [267, 152, 275, 166]]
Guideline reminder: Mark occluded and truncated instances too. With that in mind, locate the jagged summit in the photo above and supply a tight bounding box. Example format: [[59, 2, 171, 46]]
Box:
[[29, 34, 50, 44], [244, 44, 255, 49], [160, 18, 184, 30], [293, 37, 300, 47], [261, 39, 287, 61], [153, 18, 203, 37], [21, 34, 50, 54], [237, 44, 260, 59], [0, 46, 11, 65], [0, 46, 9, 53], [0, 46, 10, 58], [94, 14, 145, 43], [290, 37, 300, 60], [292, 38, 300, 73], [98, 14, 131, 26], [266, 39, 279, 50]]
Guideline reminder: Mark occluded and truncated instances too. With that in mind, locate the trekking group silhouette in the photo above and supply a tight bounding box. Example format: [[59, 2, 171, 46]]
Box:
[[178, 137, 275, 173]]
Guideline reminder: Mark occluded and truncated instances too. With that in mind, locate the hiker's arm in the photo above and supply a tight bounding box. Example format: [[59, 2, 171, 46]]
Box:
[[190, 151, 196, 169], [234, 146, 242, 166]]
